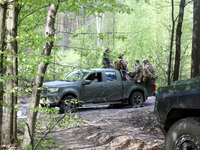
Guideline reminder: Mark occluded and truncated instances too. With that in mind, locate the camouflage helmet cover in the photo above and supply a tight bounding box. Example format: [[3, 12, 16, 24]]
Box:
[[118, 53, 124, 58], [142, 59, 149, 64]]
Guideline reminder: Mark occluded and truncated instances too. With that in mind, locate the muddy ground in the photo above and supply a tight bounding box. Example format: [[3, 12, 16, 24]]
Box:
[[30, 96, 165, 150]]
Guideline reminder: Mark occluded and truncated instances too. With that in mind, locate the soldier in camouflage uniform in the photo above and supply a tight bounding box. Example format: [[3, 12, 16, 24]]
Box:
[[142, 59, 157, 85], [114, 53, 126, 70], [102, 48, 114, 68], [114, 53, 127, 80], [142, 59, 155, 75], [127, 60, 143, 82]]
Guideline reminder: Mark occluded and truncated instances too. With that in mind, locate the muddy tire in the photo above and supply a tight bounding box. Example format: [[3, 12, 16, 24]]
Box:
[[165, 117, 200, 150], [59, 95, 77, 113], [128, 92, 144, 107]]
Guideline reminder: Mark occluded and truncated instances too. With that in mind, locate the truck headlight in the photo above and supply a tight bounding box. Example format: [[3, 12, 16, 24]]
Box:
[[49, 88, 59, 93]]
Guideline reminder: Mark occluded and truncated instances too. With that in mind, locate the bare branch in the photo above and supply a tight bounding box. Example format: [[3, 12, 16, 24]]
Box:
[[25, 123, 34, 150], [34, 112, 71, 150]]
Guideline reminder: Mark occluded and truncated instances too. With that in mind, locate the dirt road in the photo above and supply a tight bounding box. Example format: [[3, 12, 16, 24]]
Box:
[[48, 97, 164, 150]]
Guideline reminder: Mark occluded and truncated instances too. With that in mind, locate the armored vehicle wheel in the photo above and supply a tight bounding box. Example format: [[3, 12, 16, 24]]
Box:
[[165, 118, 200, 150], [59, 95, 77, 113], [128, 92, 144, 108]]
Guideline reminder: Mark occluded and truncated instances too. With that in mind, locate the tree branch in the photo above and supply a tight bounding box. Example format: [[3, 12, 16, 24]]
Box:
[[34, 112, 72, 150], [185, 0, 194, 7], [149, 56, 168, 75], [18, 4, 49, 26], [25, 123, 34, 150]]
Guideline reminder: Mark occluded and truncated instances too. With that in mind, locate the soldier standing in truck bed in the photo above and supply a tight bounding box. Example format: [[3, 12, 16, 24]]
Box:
[[102, 48, 114, 68], [114, 53, 126, 71], [114, 53, 127, 80]]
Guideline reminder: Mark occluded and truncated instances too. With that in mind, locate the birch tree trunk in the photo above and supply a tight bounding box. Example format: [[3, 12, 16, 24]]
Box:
[[191, 0, 200, 78], [23, 1, 60, 146], [173, 0, 185, 82], [2, 0, 18, 145], [0, 0, 7, 148]]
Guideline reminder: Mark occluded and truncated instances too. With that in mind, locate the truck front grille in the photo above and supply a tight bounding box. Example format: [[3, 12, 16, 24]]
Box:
[[42, 88, 49, 94]]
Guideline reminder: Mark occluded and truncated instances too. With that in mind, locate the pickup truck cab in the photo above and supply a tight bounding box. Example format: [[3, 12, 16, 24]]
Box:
[[40, 68, 156, 113], [154, 77, 200, 150]]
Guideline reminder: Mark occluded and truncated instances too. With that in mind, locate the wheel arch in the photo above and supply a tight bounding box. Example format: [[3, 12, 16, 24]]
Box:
[[129, 89, 146, 101], [60, 93, 79, 104], [164, 108, 200, 133]]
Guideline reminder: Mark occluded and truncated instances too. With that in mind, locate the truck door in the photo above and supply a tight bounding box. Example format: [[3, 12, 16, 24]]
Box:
[[99, 71, 122, 102], [81, 72, 106, 103]]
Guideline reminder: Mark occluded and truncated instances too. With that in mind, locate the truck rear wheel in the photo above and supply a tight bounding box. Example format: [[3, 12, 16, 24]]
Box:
[[128, 92, 144, 108], [165, 117, 200, 150], [59, 95, 77, 113]]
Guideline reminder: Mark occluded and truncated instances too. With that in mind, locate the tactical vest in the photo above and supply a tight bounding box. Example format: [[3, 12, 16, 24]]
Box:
[[142, 67, 150, 81], [114, 59, 122, 70], [148, 64, 155, 74]]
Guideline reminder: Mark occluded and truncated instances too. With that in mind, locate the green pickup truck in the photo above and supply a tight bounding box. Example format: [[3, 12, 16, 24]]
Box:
[[40, 68, 156, 113]]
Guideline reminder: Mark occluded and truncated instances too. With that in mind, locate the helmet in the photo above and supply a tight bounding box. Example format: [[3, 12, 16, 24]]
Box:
[[142, 59, 149, 64], [105, 48, 111, 53], [118, 53, 124, 58]]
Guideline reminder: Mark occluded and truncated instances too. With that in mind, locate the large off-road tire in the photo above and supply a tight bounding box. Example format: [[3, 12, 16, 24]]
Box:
[[165, 117, 200, 150], [128, 92, 144, 108], [59, 95, 77, 113]]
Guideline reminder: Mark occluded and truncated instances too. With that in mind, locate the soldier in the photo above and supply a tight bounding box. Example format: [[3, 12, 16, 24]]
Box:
[[127, 60, 143, 82], [114, 53, 127, 80], [114, 53, 126, 70], [102, 48, 114, 68], [142, 59, 155, 75], [142, 59, 157, 85]]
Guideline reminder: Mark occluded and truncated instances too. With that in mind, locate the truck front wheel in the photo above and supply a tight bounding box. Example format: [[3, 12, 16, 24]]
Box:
[[59, 95, 77, 113], [165, 117, 200, 150], [128, 92, 144, 108]]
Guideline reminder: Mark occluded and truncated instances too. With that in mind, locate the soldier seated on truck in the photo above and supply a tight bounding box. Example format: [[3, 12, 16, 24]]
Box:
[[142, 59, 155, 75], [127, 60, 143, 82]]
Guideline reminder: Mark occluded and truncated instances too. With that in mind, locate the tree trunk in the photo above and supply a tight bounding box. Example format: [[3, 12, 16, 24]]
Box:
[[0, 1, 7, 148], [2, 0, 18, 145], [191, 0, 200, 78], [167, 0, 175, 85], [12, 0, 19, 143], [23, 1, 60, 147], [173, 0, 185, 82]]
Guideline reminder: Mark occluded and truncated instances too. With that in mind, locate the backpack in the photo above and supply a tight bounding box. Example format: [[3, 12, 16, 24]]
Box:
[[114, 59, 122, 70], [142, 67, 150, 81]]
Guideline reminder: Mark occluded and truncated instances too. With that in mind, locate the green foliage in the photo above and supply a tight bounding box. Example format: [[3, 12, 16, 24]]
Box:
[[66, 0, 193, 87], [0, 101, 12, 110], [36, 106, 85, 134], [18, 137, 60, 150], [1, 0, 195, 148]]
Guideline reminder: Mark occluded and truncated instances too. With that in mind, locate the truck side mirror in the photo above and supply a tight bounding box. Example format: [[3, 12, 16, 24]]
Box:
[[83, 80, 91, 85]]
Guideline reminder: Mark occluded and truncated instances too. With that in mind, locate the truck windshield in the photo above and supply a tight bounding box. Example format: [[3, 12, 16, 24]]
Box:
[[65, 70, 87, 82]]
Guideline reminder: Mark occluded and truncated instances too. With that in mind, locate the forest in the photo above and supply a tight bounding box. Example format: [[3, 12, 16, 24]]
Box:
[[0, 0, 200, 149]]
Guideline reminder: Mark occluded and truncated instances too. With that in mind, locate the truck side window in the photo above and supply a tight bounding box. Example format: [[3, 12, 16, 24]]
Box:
[[86, 73, 102, 83], [105, 72, 117, 82]]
